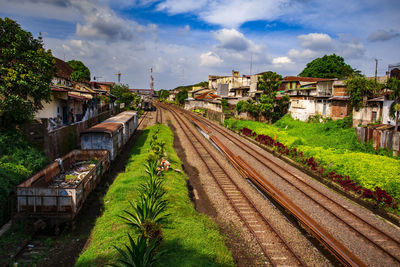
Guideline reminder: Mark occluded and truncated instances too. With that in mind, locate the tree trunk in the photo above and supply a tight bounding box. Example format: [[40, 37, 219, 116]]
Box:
[[396, 111, 399, 132]]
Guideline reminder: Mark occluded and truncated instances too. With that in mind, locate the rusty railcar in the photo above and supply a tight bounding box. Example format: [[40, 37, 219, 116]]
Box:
[[15, 150, 109, 225], [103, 111, 138, 146], [80, 122, 123, 161]]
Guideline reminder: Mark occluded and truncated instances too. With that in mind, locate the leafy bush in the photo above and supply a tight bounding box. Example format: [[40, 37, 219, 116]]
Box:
[[0, 130, 47, 225]]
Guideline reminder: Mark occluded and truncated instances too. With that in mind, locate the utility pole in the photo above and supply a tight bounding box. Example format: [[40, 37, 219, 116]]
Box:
[[115, 71, 121, 84], [375, 58, 378, 83]]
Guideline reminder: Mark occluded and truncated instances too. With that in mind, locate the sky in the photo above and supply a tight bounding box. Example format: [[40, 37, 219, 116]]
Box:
[[1, 0, 399, 90]]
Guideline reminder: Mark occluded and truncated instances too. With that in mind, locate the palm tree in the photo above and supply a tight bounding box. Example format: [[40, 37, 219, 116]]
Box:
[[387, 78, 400, 131]]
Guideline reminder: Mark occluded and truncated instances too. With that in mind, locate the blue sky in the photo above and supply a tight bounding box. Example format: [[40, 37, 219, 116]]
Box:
[[1, 0, 399, 89]]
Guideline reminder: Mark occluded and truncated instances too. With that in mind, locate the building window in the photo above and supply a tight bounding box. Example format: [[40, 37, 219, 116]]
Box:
[[57, 107, 60, 113], [372, 111, 377, 121]]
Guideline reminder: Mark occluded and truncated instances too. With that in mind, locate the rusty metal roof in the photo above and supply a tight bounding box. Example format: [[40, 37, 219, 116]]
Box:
[[81, 122, 122, 135]]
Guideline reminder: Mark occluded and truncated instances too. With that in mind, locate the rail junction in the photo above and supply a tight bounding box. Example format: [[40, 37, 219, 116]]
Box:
[[159, 103, 400, 267]]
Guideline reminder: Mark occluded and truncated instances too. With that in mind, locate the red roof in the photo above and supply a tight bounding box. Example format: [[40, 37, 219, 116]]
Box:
[[51, 86, 68, 92], [282, 76, 332, 82], [195, 92, 220, 100], [54, 57, 73, 79]]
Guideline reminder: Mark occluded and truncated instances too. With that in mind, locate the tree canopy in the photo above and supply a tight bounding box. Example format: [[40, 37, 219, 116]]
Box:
[[67, 60, 91, 82], [111, 84, 135, 106], [157, 89, 170, 101], [299, 54, 359, 79], [175, 91, 188, 105], [0, 17, 56, 127], [345, 76, 381, 109]]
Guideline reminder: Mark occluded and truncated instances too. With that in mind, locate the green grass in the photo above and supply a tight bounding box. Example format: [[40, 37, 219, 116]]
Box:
[[225, 115, 400, 202], [76, 124, 234, 267]]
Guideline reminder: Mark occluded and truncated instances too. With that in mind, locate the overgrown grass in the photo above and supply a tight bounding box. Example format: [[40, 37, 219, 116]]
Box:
[[225, 115, 400, 203], [0, 129, 48, 225], [76, 124, 234, 266]]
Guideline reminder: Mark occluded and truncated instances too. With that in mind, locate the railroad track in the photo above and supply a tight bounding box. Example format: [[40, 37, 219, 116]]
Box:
[[155, 105, 163, 124], [175, 105, 400, 266], [163, 104, 306, 266]]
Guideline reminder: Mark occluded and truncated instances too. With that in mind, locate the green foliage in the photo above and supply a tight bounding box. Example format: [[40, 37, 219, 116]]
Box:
[[111, 84, 136, 107], [221, 99, 229, 112], [225, 115, 400, 201], [235, 100, 247, 114], [235, 72, 288, 122], [157, 89, 170, 101], [67, 60, 90, 82], [109, 234, 164, 267], [386, 78, 400, 131], [299, 54, 359, 78], [0, 17, 56, 126], [0, 129, 48, 225], [345, 76, 381, 109], [175, 91, 188, 105]]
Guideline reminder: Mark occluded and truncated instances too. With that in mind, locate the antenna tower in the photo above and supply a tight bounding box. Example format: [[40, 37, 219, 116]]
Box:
[[150, 68, 154, 92]]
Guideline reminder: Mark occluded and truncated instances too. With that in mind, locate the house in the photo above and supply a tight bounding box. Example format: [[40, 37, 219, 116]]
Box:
[[388, 63, 400, 80], [90, 81, 115, 93], [282, 76, 335, 121], [208, 70, 252, 98], [36, 58, 101, 130], [329, 80, 351, 120]]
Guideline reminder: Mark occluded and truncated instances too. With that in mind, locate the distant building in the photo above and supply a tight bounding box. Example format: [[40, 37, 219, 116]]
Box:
[[388, 63, 400, 80], [129, 88, 154, 95]]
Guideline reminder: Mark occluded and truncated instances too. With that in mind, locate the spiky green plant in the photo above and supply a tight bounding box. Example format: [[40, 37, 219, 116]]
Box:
[[108, 234, 164, 267], [119, 197, 169, 241]]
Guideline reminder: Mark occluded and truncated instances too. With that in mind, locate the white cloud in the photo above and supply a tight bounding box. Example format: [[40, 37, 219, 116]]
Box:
[[298, 33, 334, 51], [200, 52, 223, 66], [156, 0, 208, 14], [156, 0, 293, 28], [213, 28, 250, 51], [272, 56, 292, 64]]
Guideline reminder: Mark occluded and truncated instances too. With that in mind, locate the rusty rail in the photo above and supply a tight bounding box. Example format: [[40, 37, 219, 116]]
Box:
[[163, 104, 306, 266], [187, 107, 400, 265], [170, 105, 376, 267]]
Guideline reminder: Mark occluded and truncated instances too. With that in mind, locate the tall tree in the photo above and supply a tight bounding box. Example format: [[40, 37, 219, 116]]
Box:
[[299, 54, 359, 78], [175, 91, 188, 105], [257, 72, 283, 123], [387, 78, 400, 131], [345, 76, 380, 109], [67, 60, 91, 82], [0, 18, 56, 127], [157, 89, 170, 101], [111, 84, 134, 106]]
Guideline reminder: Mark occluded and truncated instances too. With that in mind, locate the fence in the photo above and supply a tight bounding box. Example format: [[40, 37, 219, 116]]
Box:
[[355, 125, 400, 155]]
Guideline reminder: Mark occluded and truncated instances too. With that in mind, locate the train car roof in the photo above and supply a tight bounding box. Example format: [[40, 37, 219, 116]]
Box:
[[103, 111, 137, 124], [81, 122, 123, 135]]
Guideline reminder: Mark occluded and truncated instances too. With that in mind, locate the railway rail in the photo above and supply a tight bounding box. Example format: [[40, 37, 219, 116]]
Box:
[[161, 104, 307, 266], [171, 104, 400, 266]]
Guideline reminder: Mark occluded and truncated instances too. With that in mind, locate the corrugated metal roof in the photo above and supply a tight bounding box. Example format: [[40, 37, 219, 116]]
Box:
[[81, 122, 122, 135]]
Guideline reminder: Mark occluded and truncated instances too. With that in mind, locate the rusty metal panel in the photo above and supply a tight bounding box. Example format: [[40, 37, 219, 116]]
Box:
[[393, 132, 400, 152], [16, 150, 109, 221], [372, 129, 380, 149]]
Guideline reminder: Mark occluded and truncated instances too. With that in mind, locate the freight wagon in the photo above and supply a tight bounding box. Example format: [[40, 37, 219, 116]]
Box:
[[15, 150, 109, 226], [80, 111, 138, 160], [103, 111, 138, 145]]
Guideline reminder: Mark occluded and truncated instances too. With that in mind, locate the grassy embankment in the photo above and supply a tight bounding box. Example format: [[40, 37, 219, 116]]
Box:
[[225, 115, 400, 203], [0, 130, 48, 226], [76, 124, 234, 266]]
